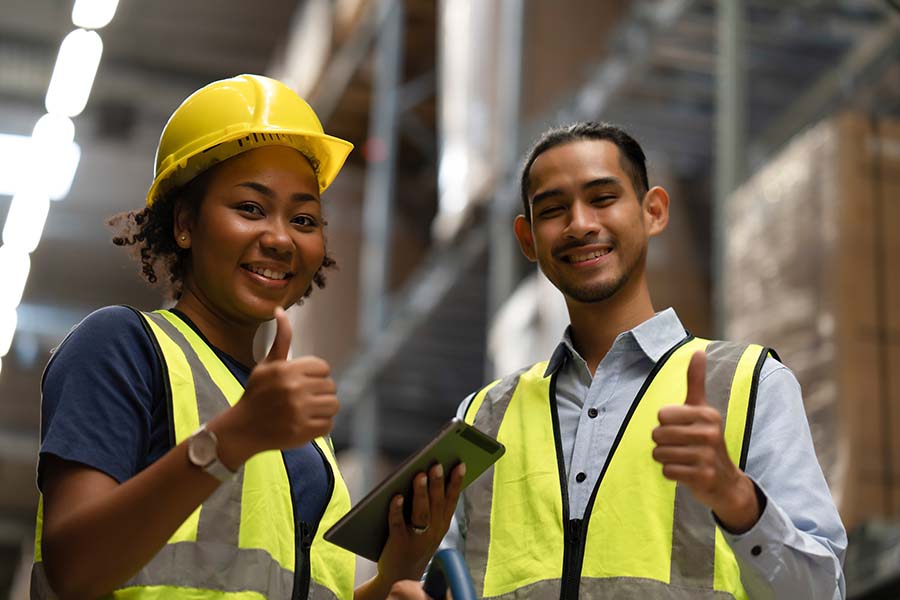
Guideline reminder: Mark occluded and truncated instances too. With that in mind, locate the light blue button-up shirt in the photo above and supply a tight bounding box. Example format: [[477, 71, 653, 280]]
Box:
[[443, 308, 847, 599]]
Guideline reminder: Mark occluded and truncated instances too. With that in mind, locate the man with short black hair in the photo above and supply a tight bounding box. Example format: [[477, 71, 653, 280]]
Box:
[[429, 122, 846, 599]]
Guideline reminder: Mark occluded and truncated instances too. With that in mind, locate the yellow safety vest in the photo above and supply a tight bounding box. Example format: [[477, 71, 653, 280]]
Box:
[[462, 336, 770, 599], [32, 309, 355, 600]]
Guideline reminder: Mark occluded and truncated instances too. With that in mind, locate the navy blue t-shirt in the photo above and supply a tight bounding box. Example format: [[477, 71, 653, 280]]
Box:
[[39, 305, 330, 527]]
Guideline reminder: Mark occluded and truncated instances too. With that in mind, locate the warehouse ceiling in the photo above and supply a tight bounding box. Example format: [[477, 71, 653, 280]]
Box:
[[0, 0, 897, 593]]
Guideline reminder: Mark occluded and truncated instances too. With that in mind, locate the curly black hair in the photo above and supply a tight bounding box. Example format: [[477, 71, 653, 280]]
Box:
[[109, 167, 337, 302]]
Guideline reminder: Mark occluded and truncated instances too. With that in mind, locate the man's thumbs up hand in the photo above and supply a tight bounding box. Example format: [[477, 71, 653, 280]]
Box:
[[652, 351, 761, 533], [684, 350, 707, 407]]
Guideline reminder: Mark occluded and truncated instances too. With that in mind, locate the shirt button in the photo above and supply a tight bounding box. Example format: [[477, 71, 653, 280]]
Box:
[[751, 545, 762, 556], [588, 408, 598, 419], [576, 472, 587, 483]]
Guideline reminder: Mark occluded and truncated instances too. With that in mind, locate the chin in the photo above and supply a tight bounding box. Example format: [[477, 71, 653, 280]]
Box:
[[560, 279, 625, 304], [232, 297, 287, 322]]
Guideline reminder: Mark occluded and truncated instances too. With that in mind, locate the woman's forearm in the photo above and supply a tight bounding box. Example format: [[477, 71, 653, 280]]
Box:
[[40, 409, 256, 599], [41, 441, 223, 598]]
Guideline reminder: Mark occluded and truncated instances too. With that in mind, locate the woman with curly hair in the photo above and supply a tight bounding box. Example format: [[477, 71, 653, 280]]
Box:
[[31, 74, 462, 600]]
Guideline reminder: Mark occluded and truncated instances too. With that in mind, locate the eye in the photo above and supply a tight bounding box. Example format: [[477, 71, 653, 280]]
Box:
[[537, 205, 564, 218], [236, 202, 264, 217], [292, 214, 320, 228], [592, 195, 616, 205]]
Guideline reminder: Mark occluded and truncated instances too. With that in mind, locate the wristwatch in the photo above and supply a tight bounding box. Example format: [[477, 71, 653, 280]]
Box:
[[187, 424, 236, 482]]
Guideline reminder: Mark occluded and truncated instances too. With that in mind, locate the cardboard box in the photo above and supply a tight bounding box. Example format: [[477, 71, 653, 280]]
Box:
[[876, 118, 900, 517], [724, 113, 900, 531]]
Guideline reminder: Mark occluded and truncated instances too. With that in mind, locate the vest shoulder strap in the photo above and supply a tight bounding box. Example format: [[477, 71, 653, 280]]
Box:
[[464, 362, 547, 435]]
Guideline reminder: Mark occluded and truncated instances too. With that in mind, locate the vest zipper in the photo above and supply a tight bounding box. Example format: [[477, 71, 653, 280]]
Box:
[[293, 441, 337, 599], [548, 372, 586, 600], [296, 521, 313, 600], [561, 519, 586, 600]]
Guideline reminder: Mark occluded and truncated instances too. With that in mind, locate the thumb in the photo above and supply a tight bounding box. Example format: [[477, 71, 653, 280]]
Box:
[[265, 307, 292, 362], [685, 350, 707, 406]]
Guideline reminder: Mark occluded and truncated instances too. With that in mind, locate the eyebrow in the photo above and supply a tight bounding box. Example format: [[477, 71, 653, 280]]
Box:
[[584, 176, 623, 191], [236, 181, 319, 204], [530, 176, 623, 207]]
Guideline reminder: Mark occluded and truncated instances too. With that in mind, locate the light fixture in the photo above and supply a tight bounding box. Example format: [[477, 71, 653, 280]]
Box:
[[28, 114, 81, 201], [72, 0, 120, 29], [31, 114, 82, 201], [0, 3, 112, 375], [0, 308, 17, 357], [45, 29, 104, 117], [32, 113, 75, 146], [0, 133, 81, 200], [3, 191, 51, 253], [0, 246, 31, 309]]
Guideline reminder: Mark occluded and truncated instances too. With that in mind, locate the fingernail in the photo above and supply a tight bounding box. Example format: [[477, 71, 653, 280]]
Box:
[[459, 463, 467, 477], [397, 496, 404, 507], [435, 464, 444, 478]]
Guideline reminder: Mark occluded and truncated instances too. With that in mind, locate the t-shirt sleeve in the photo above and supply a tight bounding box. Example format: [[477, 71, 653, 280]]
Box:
[[38, 305, 162, 490]]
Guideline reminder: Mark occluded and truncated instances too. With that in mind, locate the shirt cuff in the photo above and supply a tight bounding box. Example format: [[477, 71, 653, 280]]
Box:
[[716, 479, 784, 569]]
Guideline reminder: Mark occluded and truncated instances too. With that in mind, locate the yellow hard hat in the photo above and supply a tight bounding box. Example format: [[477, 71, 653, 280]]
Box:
[[146, 74, 353, 206]]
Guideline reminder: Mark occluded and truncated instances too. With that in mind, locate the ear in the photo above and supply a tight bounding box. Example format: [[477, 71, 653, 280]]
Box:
[[513, 214, 538, 263], [642, 186, 669, 238], [173, 198, 194, 249]]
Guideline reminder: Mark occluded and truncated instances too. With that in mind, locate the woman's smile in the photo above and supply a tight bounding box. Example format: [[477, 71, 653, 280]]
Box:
[[240, 262, 295, 290]]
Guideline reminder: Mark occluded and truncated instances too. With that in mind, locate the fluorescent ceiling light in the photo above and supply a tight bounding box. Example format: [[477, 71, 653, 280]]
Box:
[[3, 192, 51, 254], [0, 133, 81, 200], [28, 114, 81, 200], [0, 308, 17, 357], [45, 29, 104, 117], [33, 113, 75, 146], [0, 246, 31, 309], [72, 0, 120, 29]]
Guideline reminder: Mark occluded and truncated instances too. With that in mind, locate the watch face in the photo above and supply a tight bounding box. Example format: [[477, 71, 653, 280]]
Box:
[[188, 429, 217, 468]]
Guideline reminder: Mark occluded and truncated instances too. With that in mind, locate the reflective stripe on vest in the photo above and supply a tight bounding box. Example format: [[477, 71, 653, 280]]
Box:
[[461, 337, 769, 600], [32, 309, 354, 600]]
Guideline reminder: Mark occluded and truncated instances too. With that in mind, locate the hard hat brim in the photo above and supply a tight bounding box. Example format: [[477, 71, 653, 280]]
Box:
[[145, 129, 353, 207]]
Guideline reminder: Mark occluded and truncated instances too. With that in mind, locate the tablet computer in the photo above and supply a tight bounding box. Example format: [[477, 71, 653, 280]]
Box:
[[324, 418, 505, 562]]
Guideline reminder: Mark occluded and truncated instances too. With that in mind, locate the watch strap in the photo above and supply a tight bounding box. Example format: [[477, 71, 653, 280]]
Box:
[[204, 455, 237, 483]]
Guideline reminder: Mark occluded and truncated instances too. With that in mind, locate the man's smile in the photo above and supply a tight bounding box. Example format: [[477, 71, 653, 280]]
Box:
[[562, 247, 612, 264]]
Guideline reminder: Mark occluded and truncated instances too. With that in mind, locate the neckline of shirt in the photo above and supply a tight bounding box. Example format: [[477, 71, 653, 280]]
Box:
[[167, 308, 254, 376], [544, 308, 687, 378]]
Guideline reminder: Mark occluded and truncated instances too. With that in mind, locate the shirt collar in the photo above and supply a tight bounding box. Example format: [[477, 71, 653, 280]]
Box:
[[543, 307, 688, 377]]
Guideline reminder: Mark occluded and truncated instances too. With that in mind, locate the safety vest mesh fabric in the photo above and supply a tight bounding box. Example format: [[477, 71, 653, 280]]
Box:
[[31, 310, 354, 600], [461, 337, 769, 600]]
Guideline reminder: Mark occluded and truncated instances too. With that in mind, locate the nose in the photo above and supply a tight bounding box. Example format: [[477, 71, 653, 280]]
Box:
[[564, 199, 600, 239], [259, 216, 294, 257]]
